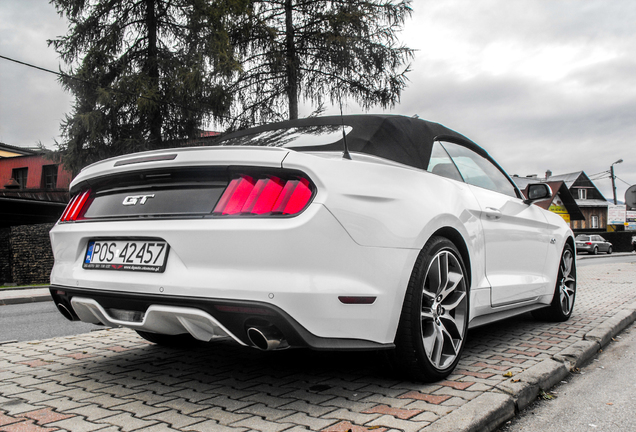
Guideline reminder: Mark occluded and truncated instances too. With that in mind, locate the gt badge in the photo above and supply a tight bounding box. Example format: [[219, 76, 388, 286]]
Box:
[[122, 194, 155, 206]]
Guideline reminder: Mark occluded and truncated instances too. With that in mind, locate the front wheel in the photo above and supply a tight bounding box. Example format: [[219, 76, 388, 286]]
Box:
[[392, 237, 469, 382], [532, 243, 576, 322], [607, 246, 613, 255]]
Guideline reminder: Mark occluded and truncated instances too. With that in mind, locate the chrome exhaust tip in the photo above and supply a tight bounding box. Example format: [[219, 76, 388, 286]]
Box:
[[247, 326, 288, 351], [56, 303, 78, 321]]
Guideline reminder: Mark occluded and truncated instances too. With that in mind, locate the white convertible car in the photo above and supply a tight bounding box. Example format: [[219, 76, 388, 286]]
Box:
[[49, 115, 576, 381]]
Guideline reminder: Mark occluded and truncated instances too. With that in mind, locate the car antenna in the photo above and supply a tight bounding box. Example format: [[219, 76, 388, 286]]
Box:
[[340, 102, 351, 160]]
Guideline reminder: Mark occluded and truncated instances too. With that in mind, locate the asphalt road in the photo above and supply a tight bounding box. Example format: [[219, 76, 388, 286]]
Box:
[[0, 301, 98, 343], [498, 321, 636, 432]]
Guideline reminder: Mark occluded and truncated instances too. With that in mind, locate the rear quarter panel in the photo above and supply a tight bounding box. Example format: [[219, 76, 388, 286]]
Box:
[[282, 151, 489, 293]]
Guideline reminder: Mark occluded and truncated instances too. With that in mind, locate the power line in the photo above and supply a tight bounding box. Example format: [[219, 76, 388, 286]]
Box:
[[0, 54, 95, 87], [0, 53, 232, 121], [588, 170, 610, 178], [0, 53, 172, 110], [590, 173, 610, 181]]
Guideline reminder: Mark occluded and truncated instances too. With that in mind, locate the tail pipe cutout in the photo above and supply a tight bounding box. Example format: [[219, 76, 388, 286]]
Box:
[[246, 325, 289, 351]]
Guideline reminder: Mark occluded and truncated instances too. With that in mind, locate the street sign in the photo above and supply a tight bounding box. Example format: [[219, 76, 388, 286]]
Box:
[[626, 185, 636, 210], [608, 205, 626, 225], [627, 210, 636, 231]]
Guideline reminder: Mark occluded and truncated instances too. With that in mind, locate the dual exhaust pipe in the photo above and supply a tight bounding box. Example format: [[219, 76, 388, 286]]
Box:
[[56, 302, 79, 321], [57, 298, 287, 351], [247, 326, 288, 351]]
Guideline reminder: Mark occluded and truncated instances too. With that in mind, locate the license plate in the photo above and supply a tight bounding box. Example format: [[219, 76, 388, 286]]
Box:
[[83, 240, 170, 272]]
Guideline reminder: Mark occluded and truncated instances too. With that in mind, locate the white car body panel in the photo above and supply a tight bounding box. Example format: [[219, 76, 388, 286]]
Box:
[[49, 115, 575, 356], [466, 184, 551, 307], [51, 199, 419, 344]]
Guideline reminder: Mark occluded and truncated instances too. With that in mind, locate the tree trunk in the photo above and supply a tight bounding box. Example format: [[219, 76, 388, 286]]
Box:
[[145, 0, 162, 146], [284, 0, 299, 120]]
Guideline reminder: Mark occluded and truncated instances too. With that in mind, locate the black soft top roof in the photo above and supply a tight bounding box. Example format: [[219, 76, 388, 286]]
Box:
[[216, 114, 489, 171]]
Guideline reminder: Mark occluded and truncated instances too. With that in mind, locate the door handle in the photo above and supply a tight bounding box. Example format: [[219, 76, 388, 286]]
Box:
[[485, 207, 502, 220]]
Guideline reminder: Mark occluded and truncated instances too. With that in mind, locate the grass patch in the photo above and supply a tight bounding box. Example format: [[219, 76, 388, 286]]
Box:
[[0, 284, 49, 290]]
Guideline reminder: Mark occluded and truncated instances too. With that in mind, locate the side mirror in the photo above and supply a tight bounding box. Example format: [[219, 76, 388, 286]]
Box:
[[524, 183, 552, 205]]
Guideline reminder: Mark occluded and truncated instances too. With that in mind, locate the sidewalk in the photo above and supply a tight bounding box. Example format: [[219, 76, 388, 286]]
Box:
[[0, 261, 635, 432], [0, 285, 51, 305]]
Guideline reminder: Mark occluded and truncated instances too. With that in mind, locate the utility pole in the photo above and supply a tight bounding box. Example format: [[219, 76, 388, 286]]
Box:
[[611, 159, 623, 205]]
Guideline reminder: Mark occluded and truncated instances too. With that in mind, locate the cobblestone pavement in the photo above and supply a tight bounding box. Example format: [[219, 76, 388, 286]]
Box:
[[1, 262, 635, 432]]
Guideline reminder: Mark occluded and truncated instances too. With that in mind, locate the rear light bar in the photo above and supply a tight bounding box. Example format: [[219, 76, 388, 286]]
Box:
[[58, 171, 314, 223], [59, 189, 92, 222], [213, 174, 313, 216]]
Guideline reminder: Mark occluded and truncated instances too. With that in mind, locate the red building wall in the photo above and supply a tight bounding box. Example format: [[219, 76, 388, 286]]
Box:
[[0, 154, 72, 190]]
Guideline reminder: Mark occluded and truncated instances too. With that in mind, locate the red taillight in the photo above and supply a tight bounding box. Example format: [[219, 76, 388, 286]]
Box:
[[60, 189, 92, 222], [214, 176, 256, 215], [242, 177, 285, 214], [213, 174, 313, 216], [585, 242, 592, 245], [272, 178, 312, 215]]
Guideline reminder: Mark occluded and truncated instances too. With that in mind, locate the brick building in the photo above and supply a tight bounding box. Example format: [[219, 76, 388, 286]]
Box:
[[0, 143, 72, 228]]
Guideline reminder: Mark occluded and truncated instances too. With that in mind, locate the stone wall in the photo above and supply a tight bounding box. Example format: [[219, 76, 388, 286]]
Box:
[[0, 223, 55, 286], [0, 228, 12, 284]]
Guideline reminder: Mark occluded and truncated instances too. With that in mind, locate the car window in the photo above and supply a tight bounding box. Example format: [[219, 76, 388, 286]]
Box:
[[426, 141, 463, 181], [440, 141, 517, 198], [219, 125, 352, 148], [576, 235, 590, 241]]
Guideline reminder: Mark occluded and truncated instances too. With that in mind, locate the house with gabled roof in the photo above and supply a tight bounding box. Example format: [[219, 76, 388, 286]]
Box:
[[514, 171, 609, 232], [546, 171, 609, 232]]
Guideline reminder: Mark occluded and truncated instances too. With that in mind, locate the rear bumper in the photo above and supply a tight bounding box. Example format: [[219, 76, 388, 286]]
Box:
[[50, 286, 393, 350], [50, 204, 418, 346]]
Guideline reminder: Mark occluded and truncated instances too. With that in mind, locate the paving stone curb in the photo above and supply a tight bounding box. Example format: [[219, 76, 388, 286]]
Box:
[[583, 304, 636, 346], [437, 301, 636, 432], [0, 294, 52, 306], [422, 392, 515, 432], [0, 289, 51, 306]]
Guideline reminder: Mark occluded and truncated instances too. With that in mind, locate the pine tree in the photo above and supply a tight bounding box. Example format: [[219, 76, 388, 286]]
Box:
[[225, 0, 414, 128], [49, 0, 245, 174]]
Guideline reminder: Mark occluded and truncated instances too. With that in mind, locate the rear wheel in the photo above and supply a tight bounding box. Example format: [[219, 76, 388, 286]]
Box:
[[392, 237, 469, 382], [532, 243, 576, 322], [592, 246, 598, 255], [136, 330, 197, 348]]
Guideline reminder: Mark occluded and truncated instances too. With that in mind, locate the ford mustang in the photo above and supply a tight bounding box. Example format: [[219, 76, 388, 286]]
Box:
[[49, 114, 576, 381]]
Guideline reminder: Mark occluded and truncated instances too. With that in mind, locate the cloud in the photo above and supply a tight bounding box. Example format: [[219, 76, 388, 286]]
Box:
[[394, 0, 636, 199], [0, 1, 71, 147]]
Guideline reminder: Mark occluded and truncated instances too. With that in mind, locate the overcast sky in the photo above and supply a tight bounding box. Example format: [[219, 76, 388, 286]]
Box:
[[0, 0, 634, 202]]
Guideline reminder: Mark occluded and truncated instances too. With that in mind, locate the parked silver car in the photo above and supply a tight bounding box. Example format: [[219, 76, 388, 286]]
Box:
[[575, 235, 613, 255]]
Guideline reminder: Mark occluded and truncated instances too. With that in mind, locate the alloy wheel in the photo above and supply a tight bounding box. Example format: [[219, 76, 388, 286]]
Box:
[[558, 248, 576, 316], [420, 250, 468, 370]]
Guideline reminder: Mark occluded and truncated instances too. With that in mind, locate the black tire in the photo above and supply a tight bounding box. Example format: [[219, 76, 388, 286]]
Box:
[[532, 243, 576, 322], [592, 246, 598, 255], [135, 330, 197, 348], [391, 236, 469, 382], [607, 246, 612, 255]]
